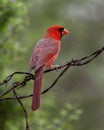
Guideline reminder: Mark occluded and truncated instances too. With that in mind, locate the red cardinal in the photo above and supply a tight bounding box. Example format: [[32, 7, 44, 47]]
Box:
[[30, 25, 69, 111]]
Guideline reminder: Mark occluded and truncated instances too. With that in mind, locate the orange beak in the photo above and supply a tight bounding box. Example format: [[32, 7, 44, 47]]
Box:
[[62, 28, 69, 35]]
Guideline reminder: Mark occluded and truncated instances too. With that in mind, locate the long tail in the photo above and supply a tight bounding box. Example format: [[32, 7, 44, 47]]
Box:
[[31, 65, 45, 111]]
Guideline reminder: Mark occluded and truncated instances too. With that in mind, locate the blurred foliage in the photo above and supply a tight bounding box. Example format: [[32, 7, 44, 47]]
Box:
[[0, 0, 28, 130], [28, 96, 82, 130], [0, 0, 104, 130], [0, 0, 28, 78]]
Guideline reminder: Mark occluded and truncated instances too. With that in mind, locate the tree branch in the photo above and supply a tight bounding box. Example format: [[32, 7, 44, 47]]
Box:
[[0, 46, 104, 101]]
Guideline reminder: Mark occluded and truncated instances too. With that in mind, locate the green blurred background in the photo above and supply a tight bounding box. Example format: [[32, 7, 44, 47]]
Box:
[[0, 0, 104, 130]]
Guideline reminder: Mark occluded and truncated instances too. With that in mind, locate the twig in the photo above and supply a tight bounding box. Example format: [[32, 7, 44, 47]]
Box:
[[0, 74, 33, 97], [12, 83, 30, 130], [42, 65, 70, 94]]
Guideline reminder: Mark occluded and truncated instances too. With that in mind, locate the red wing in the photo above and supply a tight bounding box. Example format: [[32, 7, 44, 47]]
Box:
[[30, 38, 59, 71]]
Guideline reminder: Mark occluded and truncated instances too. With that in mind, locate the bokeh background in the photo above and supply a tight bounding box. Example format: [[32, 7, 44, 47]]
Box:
[[0, 0, 104, 130]]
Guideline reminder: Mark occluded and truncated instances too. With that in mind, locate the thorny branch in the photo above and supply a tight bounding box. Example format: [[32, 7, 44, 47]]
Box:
[[0, 46, 104, 100], [0, 46, 104, 130]]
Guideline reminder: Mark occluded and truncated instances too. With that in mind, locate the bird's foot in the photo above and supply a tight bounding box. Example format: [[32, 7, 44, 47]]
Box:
[[49, 65, 60, 72]]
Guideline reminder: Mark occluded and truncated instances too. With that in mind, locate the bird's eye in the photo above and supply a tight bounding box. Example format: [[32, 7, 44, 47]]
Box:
[[58, 28, 64, 33]]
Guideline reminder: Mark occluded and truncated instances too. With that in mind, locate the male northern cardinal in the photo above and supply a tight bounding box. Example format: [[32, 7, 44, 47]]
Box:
[[30, 25, 69, 111]]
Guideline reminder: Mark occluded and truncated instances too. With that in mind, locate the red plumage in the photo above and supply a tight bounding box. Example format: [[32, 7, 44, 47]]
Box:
[[30, 25, 69, 111]]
